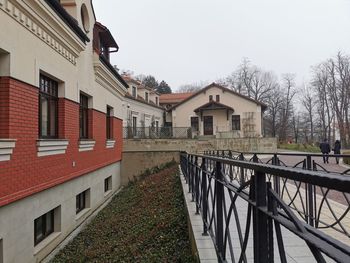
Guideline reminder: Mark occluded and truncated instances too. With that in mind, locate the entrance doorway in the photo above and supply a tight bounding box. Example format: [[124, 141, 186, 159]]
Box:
[[203, 116, 213, 135]]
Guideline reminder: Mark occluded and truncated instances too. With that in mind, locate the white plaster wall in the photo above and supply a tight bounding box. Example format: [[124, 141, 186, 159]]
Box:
[[0, 0, 126, 119], [172, 86, 262, 136], [0, 162, 121, 263], [123, 97, 164, 127]]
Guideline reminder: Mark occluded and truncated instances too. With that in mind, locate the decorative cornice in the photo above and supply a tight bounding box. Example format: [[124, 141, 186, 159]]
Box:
[[37, 139, 69, 157], [93, 55, 128, 99], [79, 139, 95, 152], [0, 0, 86, 65], [0, 139, 16, 162]]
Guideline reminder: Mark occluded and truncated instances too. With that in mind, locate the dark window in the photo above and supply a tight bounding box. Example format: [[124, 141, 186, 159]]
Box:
[[132, 86, 137, 97], [209, 95, 213, 101], [132, 116, 137, 136], [106, 106, 113, 139], [34, 209, 54, 245], [145, 92, 149, 102], [39, 75, 58, 138], [79, 94, 89, 139], [76, 190, 87, 214], [104, 176, 112, 192], [191, 117, 199, 132], [232, 115, 241, 130], [216, 95, 220, 102], [155, 97, 159, 105]]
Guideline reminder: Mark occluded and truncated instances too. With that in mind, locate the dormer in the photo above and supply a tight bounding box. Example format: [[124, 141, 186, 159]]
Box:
[[93, 22, 119, 62]]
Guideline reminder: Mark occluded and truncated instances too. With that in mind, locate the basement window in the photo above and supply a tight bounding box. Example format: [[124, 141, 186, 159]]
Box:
[[76, 189, 90, 214], [104, 176, 112, 193]]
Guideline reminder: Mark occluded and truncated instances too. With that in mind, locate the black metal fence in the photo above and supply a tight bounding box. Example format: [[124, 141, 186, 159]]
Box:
[[204, 150, 350, 174], [180, 152, 350, 262], [123, 127, 192, 139]]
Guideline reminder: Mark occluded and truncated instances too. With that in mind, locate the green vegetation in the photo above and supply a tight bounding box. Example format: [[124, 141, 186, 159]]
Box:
[[52, 162, 195, 263], [278, 143, 321, 153]]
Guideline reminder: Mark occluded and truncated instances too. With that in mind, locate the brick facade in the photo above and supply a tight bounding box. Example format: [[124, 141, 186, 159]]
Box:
[[0, 77, 123, 207]]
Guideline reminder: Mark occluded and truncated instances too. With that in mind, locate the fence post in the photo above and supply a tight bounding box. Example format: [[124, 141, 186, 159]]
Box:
[[272, 154, 280, 195], [201, 158, 208, 236], [216, 161, 225, 262], [239, 153, 245, 184], [195, 156, 200, 214], [306, 155, 315, 227], [188, 155, 192, 194], [191, 155, 196, 202], [253, 171, 269, 263]]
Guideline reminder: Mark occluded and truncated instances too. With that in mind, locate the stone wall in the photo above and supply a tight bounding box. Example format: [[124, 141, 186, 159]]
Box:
[[121, 138, 276, 184], [121, 151, 180, 185], [123, 137, 277, 153]]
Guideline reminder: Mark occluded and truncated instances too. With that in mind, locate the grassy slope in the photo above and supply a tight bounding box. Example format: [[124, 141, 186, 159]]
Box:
[[52, 164, 195, 263], [278, 143, 320, 153]]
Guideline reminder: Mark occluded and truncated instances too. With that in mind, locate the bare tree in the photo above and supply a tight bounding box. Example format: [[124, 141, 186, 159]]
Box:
[[278, 74, 296, 142], [301, 85, 315, 143]]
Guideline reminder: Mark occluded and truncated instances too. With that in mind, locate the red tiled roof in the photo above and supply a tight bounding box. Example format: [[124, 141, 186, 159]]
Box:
[[159, 92, 193, 104]]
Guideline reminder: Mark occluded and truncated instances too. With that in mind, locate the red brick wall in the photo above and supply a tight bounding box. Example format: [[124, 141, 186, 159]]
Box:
[[0, 77, 123, 207]]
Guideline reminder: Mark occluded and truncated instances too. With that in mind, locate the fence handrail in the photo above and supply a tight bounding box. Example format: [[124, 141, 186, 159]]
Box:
[[191, 153, 350, 193]]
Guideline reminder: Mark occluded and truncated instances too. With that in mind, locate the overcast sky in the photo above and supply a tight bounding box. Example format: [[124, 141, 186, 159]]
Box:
[[93, 0, 350, 91]]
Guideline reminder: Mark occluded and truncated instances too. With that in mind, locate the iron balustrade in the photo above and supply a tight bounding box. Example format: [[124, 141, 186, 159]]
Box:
[[123, 126, 192, 139], [203, 150, 350, 174], [180, 152, 350, 263]]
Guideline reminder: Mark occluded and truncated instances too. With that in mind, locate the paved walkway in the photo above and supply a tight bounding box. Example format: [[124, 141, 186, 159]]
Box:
[[180, 164, 348, 262]]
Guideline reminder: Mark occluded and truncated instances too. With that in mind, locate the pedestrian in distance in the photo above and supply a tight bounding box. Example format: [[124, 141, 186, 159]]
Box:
[[320, 138, 331, 164], [333, 140, 341, 164]]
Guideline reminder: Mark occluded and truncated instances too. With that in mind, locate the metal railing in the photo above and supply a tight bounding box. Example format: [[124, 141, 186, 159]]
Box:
[[123, 126, 192, 139], [204, 150, 350, 174], [180, 151, 350, 262]]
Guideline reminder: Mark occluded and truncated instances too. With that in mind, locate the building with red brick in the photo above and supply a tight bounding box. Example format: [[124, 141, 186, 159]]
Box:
[[0, 1, 127, 262]]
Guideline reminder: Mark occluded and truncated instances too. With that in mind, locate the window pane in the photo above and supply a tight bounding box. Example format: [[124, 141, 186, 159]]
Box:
[[49, 99, 57, 137], [45, 212, 53, 234], [34, 217, 43, 241], [40, 96, 48, 136]]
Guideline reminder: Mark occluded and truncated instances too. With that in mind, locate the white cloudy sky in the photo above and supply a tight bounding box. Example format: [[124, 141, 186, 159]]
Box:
[[93, 0, 350, 91]]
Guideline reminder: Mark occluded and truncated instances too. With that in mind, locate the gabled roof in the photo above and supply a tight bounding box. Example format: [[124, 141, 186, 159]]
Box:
[[194, 101, 234, 113], [169, 83, 267, 111], [159, 92, 193, 104]]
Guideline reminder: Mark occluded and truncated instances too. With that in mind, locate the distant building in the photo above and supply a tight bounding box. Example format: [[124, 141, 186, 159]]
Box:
[[160, 83, 266, 137], [122, 75, 164, 138], [0, 1, 127, 262]]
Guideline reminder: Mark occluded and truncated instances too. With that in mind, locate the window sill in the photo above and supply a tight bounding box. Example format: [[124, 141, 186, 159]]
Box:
[[106, 139, 115, 149], [75, 208, 91, 221], [79, 140, 95, 152], [34, 232, 61, 255], [37, 139, 69, 157], [0, 139, 17, 162], [104, 190, 112, 197]]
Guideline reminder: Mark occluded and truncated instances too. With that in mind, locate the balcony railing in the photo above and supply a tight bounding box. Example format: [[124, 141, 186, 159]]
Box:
[[180, 151, 350, 262], [123, 127, 192, 139]]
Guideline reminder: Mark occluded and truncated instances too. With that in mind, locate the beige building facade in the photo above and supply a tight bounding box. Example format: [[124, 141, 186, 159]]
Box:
[[0, 1, 127, 262], [122, 76, 164, 138], [165, 83, 266, 138]]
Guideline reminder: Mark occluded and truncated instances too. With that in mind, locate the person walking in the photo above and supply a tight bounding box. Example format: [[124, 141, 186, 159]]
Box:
[[333, 140, 341, 164], [320, 139, 331, 164]]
